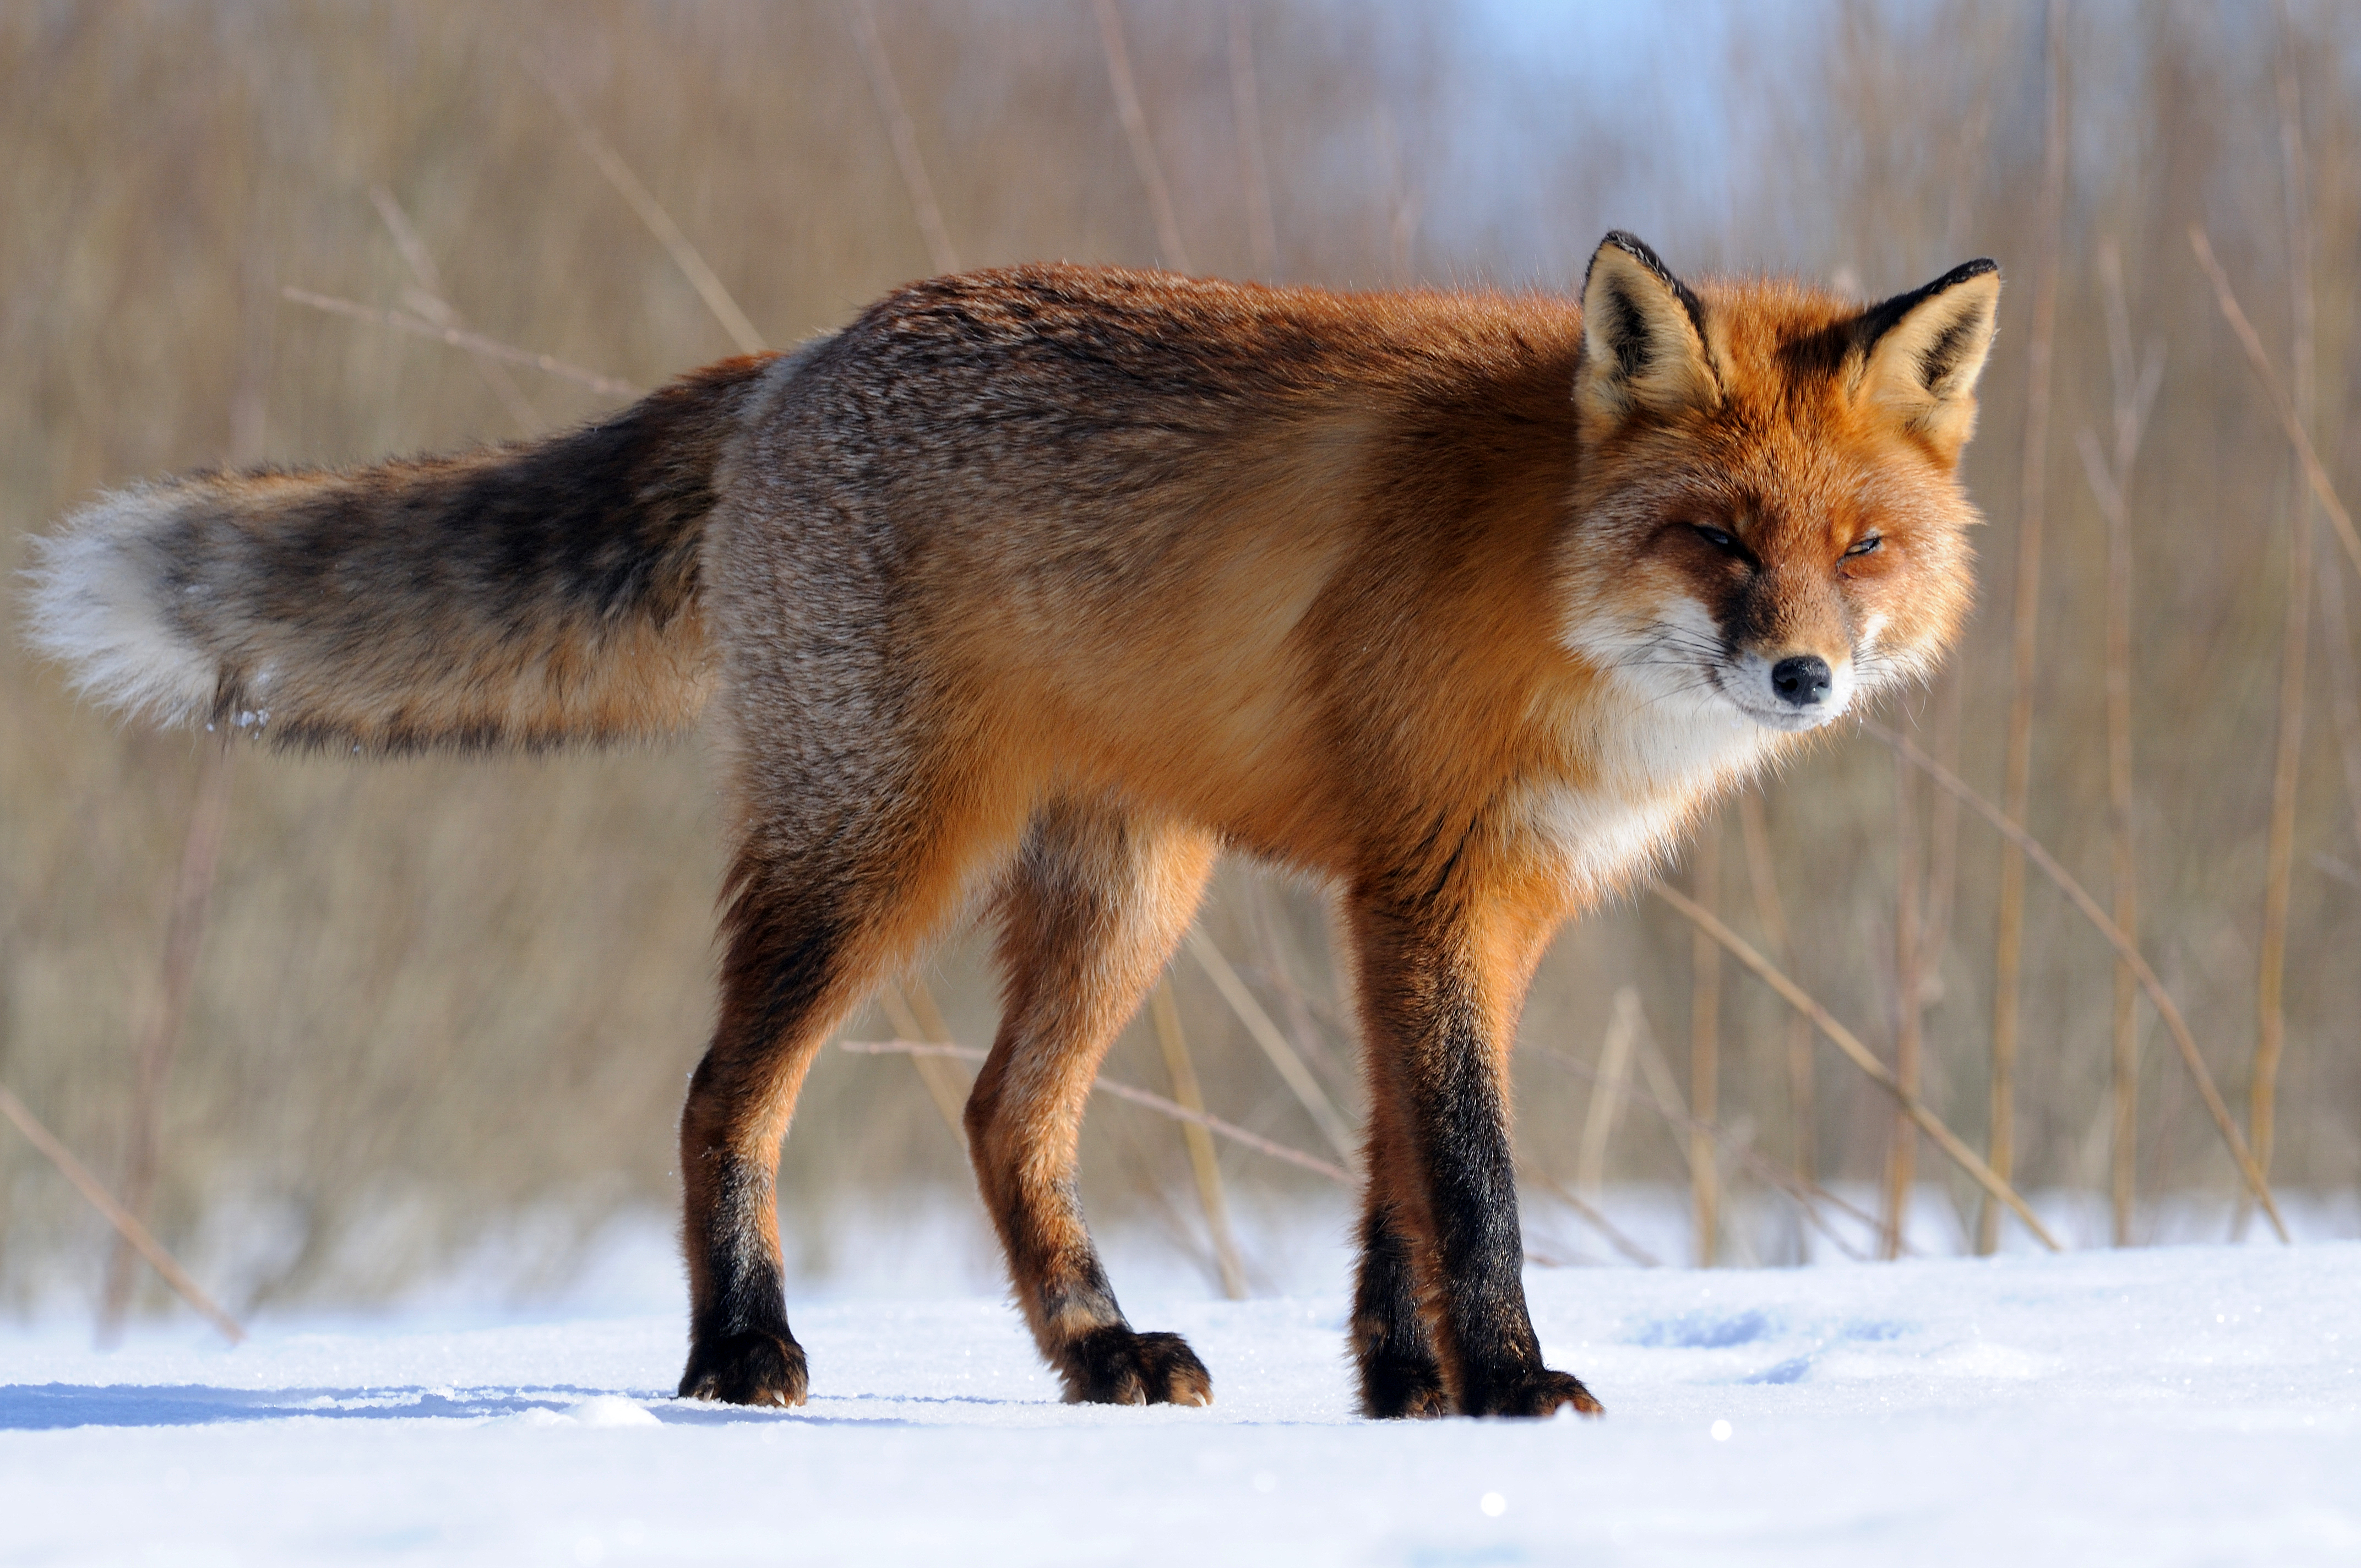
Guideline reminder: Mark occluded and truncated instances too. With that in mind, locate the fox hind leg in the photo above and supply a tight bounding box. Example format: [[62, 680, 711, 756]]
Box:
[[678, 793, 1009, 1407], [675, 881, 831, 1407], [966, 797, 1218, 1406]]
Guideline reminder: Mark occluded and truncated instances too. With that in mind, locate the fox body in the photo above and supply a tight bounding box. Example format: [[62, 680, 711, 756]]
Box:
[[29, 235, 1998, 1417]]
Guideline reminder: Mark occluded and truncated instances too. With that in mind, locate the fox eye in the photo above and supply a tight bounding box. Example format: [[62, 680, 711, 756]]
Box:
[[1843, 533, 1884, 557], [1690, 524, 1743, 554]]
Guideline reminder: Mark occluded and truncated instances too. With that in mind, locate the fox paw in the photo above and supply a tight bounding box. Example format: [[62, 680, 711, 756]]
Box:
[[678, 1329, 809, 1407], [1464, 1365, 1602, 1419], [1060, 1326, 1213, 1407], [1358, 1351, 1451, 1419]]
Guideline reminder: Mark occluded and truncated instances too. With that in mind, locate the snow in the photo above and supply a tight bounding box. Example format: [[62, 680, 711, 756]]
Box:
[[6, 1237, 2359, 1565]]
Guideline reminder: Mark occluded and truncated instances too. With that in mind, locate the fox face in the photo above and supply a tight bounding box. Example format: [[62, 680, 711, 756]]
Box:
[[1559, 235, 1998, 739]]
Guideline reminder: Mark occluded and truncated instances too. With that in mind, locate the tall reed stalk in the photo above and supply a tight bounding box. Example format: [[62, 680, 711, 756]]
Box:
[[1882, 746, 1923, 1260], [1151, 977, 1247, 1299], [2320, 546, 2361, 854], [1225, 0, 1278, 279], [1093, 0, 1192, 273], [1736, 794, 1816, 1190], [1982, 0, 2069, 1256], [1577, 988, 1642, 1198], [3, 1082, 244, 1343], [2075, 242, 2162, 1248], [369, 186, 543, 434], [847, 0, 961, 276], [2246, 37, 2316, 1237], [96, 743, 233, 1341], [1689, 823, 1722, 1267]]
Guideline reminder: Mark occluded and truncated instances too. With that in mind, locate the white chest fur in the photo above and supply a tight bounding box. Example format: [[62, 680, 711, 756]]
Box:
[[1515, 694, 1778, 903]]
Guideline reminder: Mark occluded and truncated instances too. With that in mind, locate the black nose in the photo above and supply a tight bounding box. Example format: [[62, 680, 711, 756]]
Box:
[[1770, 655, 1833, 707]]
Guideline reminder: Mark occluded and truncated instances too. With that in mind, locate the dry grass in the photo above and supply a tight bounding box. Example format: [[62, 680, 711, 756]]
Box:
[[1981, 0, 2069, 1255], [3, 1, 2359, 1319]]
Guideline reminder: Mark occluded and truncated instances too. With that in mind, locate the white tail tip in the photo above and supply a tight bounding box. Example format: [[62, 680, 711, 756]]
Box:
[[23, 484, 218, 727]]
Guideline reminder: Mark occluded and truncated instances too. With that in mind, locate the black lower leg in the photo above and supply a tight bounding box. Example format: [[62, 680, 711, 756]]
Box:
[[1351, 889, 1601, 1419], [1416, 1055, 1600, 1418], [676, 858, 859, 1407], [677, 1150, 808, 1406], [1061, 1322, 1212, 1408], [1000, 1184, 1212, 1408], [1353, 1197, 1448, 1417]]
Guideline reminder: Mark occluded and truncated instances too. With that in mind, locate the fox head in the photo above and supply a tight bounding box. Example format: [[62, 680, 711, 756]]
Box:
[[1560, 231, 1998, 736]]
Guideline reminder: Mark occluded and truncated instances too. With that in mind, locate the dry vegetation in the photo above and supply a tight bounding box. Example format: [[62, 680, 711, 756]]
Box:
[[2, 1, 2357, 1319]]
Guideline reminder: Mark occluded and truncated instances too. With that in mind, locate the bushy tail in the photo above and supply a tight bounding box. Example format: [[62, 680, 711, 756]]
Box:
[[25, 353, 779, 753]]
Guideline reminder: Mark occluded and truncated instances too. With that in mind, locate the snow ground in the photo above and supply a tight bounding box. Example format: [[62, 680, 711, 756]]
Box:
[[5, 1237, 2359, 1566]]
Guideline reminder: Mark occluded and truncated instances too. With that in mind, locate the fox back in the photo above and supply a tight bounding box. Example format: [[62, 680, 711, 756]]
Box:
[[702, 244, 1992, 902]]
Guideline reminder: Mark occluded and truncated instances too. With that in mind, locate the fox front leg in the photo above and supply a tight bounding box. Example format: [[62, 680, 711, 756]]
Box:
[[1347, 887, 1602, 1419]]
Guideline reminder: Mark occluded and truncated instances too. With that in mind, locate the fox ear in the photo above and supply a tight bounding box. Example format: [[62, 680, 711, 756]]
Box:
[[1856, 259, 2001, 461], [1576, 232, 1719, 425]]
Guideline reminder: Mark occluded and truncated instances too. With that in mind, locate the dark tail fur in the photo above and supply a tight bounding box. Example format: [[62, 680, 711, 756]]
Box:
[[25, 352, 778, 753]]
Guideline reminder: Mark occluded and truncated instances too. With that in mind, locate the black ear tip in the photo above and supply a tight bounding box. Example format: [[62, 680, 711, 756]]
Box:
[[1595, 230, 1666, 273], [1585, 231, 1686, 301], [1857, 257, 2004, 349]]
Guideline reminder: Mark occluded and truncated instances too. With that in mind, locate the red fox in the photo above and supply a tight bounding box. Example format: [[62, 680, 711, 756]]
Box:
[[28, 233, 1996, 1417]]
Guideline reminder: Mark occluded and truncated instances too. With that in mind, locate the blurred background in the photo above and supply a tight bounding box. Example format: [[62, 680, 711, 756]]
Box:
[[3, 1, 2357, 1326]]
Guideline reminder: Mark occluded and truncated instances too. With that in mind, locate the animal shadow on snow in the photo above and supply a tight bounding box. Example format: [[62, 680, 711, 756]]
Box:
[[0, 1382, 933, 1430]]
